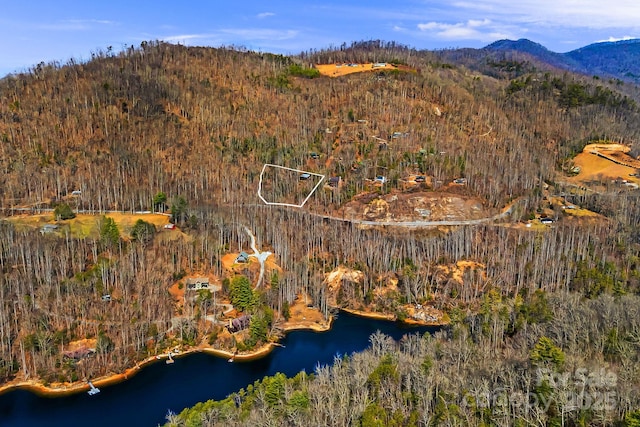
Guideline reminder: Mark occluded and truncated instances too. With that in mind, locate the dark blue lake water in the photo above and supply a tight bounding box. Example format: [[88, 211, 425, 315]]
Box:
[[0, 313, 438, 427]]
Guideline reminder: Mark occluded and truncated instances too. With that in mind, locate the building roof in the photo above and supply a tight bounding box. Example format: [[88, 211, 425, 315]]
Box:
[[40, 224, 59, 233], [186, 277, 209, 285], [235, 251, 250, 262], [229, 314, 251, 332]]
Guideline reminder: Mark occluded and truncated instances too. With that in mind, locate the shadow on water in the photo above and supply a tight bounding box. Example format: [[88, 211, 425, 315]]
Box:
[[0, 312, 439, 427]]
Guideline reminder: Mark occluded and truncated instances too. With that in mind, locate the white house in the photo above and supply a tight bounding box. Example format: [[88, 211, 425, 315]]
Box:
[[186, 277, 210, 290]]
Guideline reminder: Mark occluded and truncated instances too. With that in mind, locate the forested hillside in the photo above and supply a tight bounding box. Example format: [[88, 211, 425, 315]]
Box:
[[168, 293, 640, 426], [1, 40, 640, 425], [2, 40, 639, 210]]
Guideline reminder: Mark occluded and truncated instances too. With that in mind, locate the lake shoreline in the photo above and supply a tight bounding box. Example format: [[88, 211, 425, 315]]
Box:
[[0, 315, 334, 398], [340, 307, 448, 327], [0, 308, 441, 398]]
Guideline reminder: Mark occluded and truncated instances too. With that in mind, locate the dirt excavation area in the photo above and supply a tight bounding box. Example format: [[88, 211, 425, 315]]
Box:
[[324, 265, 449, 325], [280, 293, 329, 332], [315, 62, 414, 77], [219, 253, 282, 276], [339, 190, 492, 223], [568, 142, 640, 188]]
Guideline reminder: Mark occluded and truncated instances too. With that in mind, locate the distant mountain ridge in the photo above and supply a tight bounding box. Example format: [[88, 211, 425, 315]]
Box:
[[484, 38, 640, 82]]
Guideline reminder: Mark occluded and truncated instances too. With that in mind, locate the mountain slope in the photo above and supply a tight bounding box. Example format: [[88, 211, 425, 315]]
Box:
[[1, 40, 639, 212], [485, 38, 640, 82], [485, 38, 561, 62], [1, 42, 640, 427], [565, 38, 640, 81]]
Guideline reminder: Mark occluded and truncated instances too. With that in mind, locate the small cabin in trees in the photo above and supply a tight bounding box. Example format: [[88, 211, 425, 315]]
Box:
[[228, 315, 251, 333], [63, 347, 95, 360], [328, 176, 342, 188], [63, 343, 96, 360], [186, 277, 210, 290], [235, 252, 250, 263], [40, 224, 59, 234], [374, 175, 387, 184]]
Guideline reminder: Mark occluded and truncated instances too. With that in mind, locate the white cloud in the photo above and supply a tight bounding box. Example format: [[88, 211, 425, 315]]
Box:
[[440, 26, 477, 38], [82, 19, 116, 26], [467, 19, 491, 27], [162, 34, 214, 44], [257, 12, 275, 19], [38, 19, 117, 31], [417, 18, 509, 41], [417, 22, 441, 31], [449, 0, 640, 29]]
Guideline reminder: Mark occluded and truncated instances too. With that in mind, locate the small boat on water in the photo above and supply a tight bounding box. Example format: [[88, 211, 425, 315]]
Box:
[[87, 381, 100, 396]]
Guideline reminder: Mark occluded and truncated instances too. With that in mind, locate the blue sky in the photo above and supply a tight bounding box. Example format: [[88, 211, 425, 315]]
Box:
[[2, 1, 640, 77]]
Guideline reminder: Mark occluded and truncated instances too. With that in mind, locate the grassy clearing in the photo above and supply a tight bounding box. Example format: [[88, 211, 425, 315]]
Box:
[[526, 222, 550, 231], [4, 212, 171, 239], [4, 214, 52, 230], [100, 212, 170, 233], [563, 207, 600, 217], [67, 215, 100, 238]]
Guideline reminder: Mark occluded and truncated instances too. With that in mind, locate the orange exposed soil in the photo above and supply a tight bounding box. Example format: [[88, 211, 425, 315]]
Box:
[[569, 143, 640, 186], [220, 253, 282, 275], [65, 338, 97, 352], [315, 62, 413, 78], [281, 293, 331, 332], [437, 261, 486, 284], [323, 266, 449, 326], [168, 281, 185, 304]]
